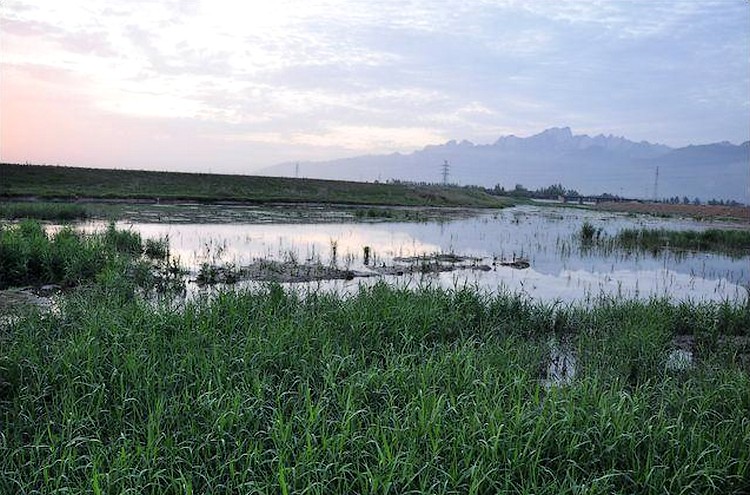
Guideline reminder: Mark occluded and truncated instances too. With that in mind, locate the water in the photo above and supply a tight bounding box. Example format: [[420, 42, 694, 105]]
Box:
[[78, 205, 749, 304]]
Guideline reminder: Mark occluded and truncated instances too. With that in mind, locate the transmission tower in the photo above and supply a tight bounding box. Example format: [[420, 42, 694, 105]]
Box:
[[441, 160, 450, 185], [653, 166, 659, 201]]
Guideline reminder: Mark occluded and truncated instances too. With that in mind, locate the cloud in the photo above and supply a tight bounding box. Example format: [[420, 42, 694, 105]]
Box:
[[1, 0, 748, 171]]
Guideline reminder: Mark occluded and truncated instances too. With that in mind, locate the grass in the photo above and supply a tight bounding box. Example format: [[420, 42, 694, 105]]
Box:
[[1, 280, 749, 494], [0, 201, 91, 221], [1, 200, 482, 225], [0, 220, 180, 292], [615, 228, 750, 256], [0, 163, 511, 208], [580, 224, 750, 258], [0, 220, 142, 289]]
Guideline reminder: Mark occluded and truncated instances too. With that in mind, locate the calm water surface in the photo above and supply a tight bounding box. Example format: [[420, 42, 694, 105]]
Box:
[[85, 205, 749, 304]]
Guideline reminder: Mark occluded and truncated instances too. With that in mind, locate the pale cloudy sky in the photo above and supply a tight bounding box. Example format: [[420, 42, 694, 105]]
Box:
[[1, 0, 748, 173]]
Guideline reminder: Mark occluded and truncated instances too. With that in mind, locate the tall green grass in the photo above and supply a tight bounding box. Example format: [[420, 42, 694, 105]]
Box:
[[0, 220, 142, 289], [579, 225, 750, 258], [2, 283, 748, 494], [615, 227, 750, 255]]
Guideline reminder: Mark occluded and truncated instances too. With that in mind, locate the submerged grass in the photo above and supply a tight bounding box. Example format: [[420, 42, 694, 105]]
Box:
[[2, 281, 749, 494], [1, 200, 488, 225], [615, 227, 750, 256], [579, 224, 750, 258]]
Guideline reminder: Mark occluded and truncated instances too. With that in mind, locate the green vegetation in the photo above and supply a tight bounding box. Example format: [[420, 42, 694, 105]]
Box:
[[0, 163, 510, 208], [0, 200, 484, 224], [2, 277, 749, 493], [0, 220, 141, 289], [615, 227, 750, 256], [492, 182, 581, 200], [0, 221, 179, 291], [580, 225, 750, 257], [2, 222, 749, 493], [0, 201, 91, 221], [353, 206, 434, 221], [580, 221, 601, 244]]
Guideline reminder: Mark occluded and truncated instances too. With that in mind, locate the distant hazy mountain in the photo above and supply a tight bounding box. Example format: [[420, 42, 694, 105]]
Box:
[[260, 128, 750, 203]]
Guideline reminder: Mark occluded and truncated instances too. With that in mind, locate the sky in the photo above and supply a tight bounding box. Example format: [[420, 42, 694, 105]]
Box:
[[1, 0, 748, 174]]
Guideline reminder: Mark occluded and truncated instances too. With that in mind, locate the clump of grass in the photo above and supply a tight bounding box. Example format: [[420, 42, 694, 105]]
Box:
[[354, 207, 396, 219], [353, 206, 431, 222], [0, 220, 142, 289], [144, 236, 170, 261], [615, 227, 750, 256], [0, 201, 90, 221], [579, 225, 750, 258], [579, 221, 602, 244], [2, 282, 748, 494], [195, 261, 240, 285]]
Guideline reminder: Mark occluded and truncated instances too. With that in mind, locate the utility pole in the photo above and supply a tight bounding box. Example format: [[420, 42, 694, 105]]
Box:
[[295, 162, 300, 178], [653, 166, 659, 201], [441, 160, 450, 185]]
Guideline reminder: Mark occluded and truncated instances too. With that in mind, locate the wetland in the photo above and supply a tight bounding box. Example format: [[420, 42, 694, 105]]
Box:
[[2, 200, 750, 494], [61, 203, 749, 304]]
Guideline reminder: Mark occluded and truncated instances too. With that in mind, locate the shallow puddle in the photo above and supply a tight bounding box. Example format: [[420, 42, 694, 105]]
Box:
[[543, 337, 576, 387]]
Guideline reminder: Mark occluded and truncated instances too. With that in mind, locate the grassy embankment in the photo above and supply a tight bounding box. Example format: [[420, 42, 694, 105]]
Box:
[[580, 222, 750, 258], [0, 163, 509, 208], [2, 223, 750, 493]]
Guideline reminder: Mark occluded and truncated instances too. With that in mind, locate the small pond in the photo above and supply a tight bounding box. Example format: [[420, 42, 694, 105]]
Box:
[[76, 205, 748, 304]]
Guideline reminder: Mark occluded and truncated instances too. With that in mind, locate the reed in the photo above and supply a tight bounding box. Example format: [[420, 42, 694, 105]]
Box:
[[0, 220, 144, 289], [2, 282, 748, 494], [579, 225, 750, 258]]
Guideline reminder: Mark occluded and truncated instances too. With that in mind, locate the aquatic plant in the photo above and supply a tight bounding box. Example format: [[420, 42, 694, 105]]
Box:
[[144, 236, 170, 261], [579, 221, 602, 244], [579, 225, 750, 258], [615, 227, 750, 256]]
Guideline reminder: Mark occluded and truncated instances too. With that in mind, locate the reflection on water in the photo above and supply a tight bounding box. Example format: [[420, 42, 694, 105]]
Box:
[[543, 337, 576, 387], [77, 205, 748, 304]]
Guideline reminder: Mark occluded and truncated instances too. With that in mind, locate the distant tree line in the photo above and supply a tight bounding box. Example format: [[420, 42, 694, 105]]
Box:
[[489, 183, 580, 199], [655, 196, 743, 207], [383, 178, 744, 206]]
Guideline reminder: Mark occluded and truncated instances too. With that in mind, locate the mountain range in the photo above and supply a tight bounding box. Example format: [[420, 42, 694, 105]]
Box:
[[260, 127, 750, 202]]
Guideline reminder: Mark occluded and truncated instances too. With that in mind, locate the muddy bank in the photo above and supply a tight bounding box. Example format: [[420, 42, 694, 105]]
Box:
[[194, 252, 528, 285], [195, 260, 378, 285], [2, 198, 498, 225], [378, 253, 493, 276]]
